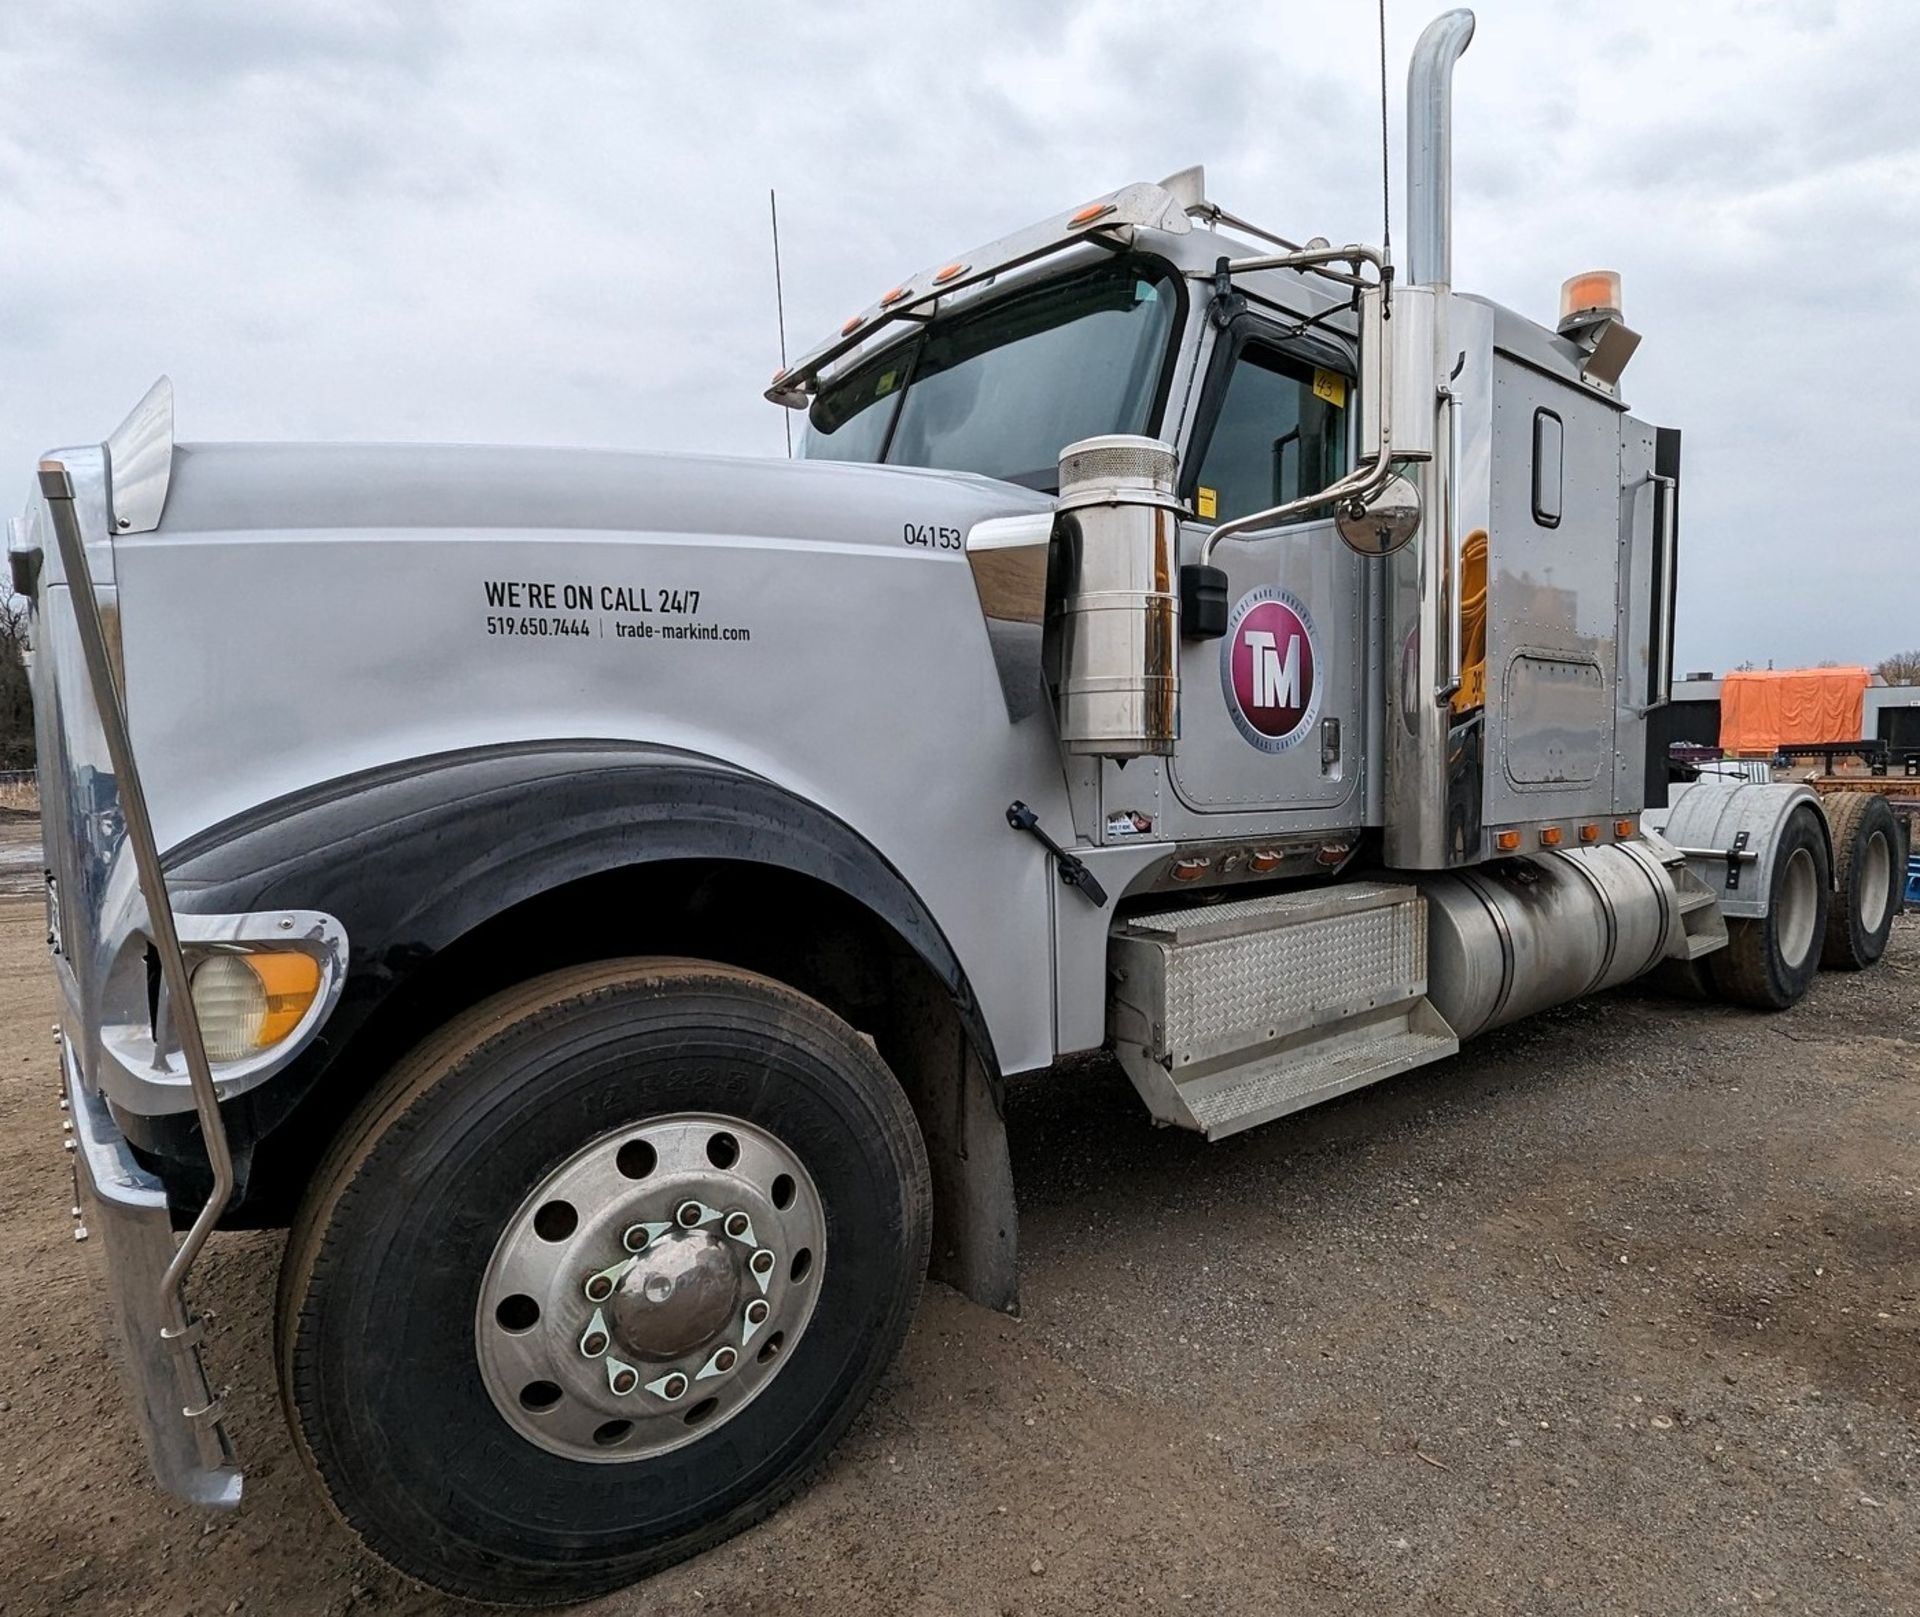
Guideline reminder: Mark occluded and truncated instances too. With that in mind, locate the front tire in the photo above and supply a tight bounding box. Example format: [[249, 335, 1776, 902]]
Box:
[[1820, 791, 1899, 970], [277, 959, 931, 1605], [1707, 804, 1831, 1010]]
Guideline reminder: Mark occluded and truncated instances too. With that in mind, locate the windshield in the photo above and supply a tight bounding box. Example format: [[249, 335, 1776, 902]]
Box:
[[800, 256, 1180, 491]]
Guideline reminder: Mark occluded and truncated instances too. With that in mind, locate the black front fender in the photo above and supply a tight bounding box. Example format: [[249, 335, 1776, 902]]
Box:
[[170, 741, 976, 1012], [143, 743, 1006, 1241]]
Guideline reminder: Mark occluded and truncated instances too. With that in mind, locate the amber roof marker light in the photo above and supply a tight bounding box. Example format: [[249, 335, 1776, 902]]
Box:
[[1559, 269, 1623, 327]]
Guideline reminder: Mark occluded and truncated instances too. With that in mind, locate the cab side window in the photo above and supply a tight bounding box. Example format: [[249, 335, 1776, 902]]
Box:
[[1192, 343, 1349, 524]]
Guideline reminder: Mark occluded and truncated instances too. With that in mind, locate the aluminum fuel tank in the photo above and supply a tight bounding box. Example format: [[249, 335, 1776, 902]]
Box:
[[1416, 842, 1686, 1039]]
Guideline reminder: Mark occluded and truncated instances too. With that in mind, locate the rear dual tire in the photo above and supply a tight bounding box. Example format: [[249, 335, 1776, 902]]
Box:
[[1820, 791, 1900, 971], [1708, 803, 1830, 1010], [277, 960, 931, 1606]]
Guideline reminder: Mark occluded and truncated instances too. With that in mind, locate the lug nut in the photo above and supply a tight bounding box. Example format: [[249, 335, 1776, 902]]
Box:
[[611, 1366, 638, 1396], [745, 1299, 770, 1326], [582, 1330, 608, 1357], [713, 1347, 737, 1373], [724, 1211, 750, 1239], [623, 1224, 652, 1252], [661, 1372, 688, 1400], [750, 1249, 775, 1277], [675, 1200, 703, 1228], [585, 1275, 614, 1302]]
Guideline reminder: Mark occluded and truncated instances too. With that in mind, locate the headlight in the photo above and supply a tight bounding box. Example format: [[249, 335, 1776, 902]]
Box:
[[189, 950, 324, 1062]]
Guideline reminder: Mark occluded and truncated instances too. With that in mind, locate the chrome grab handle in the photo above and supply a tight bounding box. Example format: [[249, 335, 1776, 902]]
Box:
[[1436, 387, 1463, 702], [38, 459, 239, 1479], [1648, 471, 1677, 709]]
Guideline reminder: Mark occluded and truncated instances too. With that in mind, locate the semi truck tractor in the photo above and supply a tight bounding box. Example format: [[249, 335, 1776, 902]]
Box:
[[13, 9, 1904, 1603]]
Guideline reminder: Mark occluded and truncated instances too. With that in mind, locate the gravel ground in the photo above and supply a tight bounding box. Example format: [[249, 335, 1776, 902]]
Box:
[[1, 879, 1914, 1616]]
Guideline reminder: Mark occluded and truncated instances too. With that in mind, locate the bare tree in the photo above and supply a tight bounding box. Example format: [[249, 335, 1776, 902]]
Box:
[[1875, 650, 1920, 687], [0, 592, 32, 770]]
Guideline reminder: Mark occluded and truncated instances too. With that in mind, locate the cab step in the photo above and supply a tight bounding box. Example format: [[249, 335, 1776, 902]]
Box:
[[1652, 831, 1730, 962], [1108, 883, 1459, 1141]]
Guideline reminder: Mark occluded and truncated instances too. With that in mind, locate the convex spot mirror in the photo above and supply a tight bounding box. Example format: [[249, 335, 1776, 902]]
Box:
[[1334, 472, 1421, 557]]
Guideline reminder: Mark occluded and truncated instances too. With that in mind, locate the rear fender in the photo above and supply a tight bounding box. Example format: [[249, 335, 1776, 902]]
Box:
[[1647, 779, 1832, 920]]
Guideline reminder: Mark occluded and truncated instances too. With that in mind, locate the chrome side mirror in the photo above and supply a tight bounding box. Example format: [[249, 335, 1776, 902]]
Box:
[[1335, 472, 1421, 557]]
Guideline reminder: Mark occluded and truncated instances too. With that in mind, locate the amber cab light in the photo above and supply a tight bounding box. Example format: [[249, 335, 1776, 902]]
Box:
[[1495, 831, 1521, 852], [1539, 827, 1564, 847], [1615, 819, 1637, 838], [1560, 268, 1622, 324], [1578, 823, 1601, 844]]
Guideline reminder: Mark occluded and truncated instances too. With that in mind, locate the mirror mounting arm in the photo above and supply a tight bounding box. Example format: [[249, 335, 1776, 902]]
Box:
[[1195, 244, 1398, 569]]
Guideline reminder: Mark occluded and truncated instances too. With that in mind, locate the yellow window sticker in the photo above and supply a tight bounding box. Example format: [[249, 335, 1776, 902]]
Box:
[[1196, 486, 1218, 519], [876, 369, 899, 395], [1312, 368, 1348, 408]]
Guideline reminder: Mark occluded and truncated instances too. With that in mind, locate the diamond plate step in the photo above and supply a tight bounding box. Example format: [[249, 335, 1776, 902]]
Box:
[[1182, 1004, 1459, 1140], [1110, 882, 1460, 1139], [1676, 884, 1719, 915], [1665, 855, 1729, 959]]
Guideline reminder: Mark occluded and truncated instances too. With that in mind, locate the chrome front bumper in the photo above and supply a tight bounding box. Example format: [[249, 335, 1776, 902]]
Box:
[[66, 1036, 243, 1506]]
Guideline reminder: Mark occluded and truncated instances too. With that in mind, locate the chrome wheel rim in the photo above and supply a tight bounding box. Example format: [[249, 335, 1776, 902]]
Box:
[[1777, 846, 1818, 969], [476, 1112, 826, 1463], [1859, 829, 1893, 934]]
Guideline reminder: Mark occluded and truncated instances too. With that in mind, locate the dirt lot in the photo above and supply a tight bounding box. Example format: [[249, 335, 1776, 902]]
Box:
[[1, 856, 1915, 1616]]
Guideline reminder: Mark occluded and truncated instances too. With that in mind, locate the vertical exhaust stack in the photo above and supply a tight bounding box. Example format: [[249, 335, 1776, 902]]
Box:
[[1406, 9, 1476, 292], [1383, 9, 1476, 870]]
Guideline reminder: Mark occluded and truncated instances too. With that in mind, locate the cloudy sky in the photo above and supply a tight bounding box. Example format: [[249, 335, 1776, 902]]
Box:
[[2, 0, 1913, 673]]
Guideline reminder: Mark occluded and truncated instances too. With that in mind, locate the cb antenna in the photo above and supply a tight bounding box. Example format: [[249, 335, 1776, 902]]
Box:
[[769, 187, 792, 459], [1377, 0, 1392, 265]]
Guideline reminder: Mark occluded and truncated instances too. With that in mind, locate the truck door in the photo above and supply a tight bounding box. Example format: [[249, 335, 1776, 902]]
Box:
[[1168, 324, 1366, 817]]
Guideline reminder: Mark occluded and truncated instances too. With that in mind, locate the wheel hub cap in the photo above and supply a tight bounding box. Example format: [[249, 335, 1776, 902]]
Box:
[[474, 1112, 826, 1464], [610, 1231, 739, 1361]]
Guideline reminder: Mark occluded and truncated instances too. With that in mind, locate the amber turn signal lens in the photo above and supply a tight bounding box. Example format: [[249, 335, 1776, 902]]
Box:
[[189, 950, 322, 1062], [1495, 831, 1521, 851], [1171, 858, 1210, 881], [1539, 827, 1564, 847], [1579, 823, 1601, 844], [1615, 819, 1637, 838]]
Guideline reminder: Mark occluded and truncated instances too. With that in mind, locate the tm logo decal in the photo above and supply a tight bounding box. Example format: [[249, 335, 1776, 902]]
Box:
[[1221, 586, 1321, 752]]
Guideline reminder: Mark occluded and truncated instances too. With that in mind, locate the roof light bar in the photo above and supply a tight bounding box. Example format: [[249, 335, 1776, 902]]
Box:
[[766, 180, 1193, 409]]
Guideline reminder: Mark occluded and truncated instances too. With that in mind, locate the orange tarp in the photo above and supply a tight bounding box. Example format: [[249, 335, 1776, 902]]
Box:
[[1719, 667, 1870, 755]]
